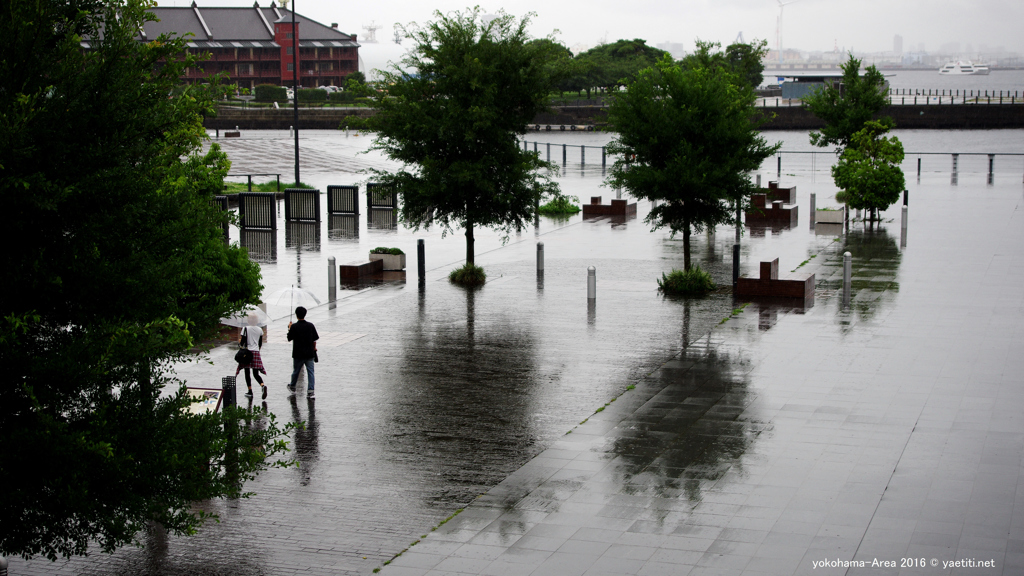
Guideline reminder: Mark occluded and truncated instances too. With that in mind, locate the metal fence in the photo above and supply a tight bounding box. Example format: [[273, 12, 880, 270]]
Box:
[[238, 192, 277, 230], [367, 182, 398, 210], [327, 185, 359, 215], [329, 214, 359, 239], [368, 208, 398, 230], [284, 188, 320, 222], [239, 229, 277, 263], [285, 221, 320, 250], [211, 195, 229, 240]]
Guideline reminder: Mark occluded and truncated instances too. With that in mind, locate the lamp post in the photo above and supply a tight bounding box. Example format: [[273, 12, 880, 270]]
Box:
[[292, 0, 300, 186]]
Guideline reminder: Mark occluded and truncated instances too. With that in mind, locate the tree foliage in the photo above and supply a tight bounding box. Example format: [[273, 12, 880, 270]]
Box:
[[0, 0, 291, 560], [606, 55, 779, 271], [369, 8, 560, 267], [832, 120, 906, 219], [804, 55, 890, 150], [570, 39, 670, 97], [680, 40, 768, 90]]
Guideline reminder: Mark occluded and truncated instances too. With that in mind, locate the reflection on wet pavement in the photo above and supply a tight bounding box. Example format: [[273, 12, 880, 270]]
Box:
[[14, 131, 1024, 575]]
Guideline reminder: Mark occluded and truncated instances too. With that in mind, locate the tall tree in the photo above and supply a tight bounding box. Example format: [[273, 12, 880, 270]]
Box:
[[680, 40, 769, 89], [832, 120, 906, 221], [0, 0, 290, 560], [369, 8, 560, 270], [573, 39, 670, 95], [804, 55, 891, 151], [606, 55, 779, 271]]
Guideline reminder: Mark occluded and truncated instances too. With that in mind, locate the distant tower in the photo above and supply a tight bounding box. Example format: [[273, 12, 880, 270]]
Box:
[[362, 21, 382, 43], [893, 34, 903, 55]]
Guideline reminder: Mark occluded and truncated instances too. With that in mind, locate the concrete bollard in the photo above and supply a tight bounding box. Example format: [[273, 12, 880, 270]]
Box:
[[221, 376, 236, 410], [901, 205, 908, 248], [842, 252, 852, 309], [289, 125, 294, 138], [417, 239, 425, 285], [537, 242, 544, 272], [587, 266, 596, 300], [327, 256, 336, 302], [732, 244, 740, 288]]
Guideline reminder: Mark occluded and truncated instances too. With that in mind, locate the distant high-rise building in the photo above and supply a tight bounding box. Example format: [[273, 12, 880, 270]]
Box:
[[656, 41, 687, 60], [940, 41, 960, 55], [893, 35, 903, 55]]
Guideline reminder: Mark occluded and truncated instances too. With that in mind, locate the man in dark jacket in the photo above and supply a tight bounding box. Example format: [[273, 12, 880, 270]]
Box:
[[287, 306, 320, 398]]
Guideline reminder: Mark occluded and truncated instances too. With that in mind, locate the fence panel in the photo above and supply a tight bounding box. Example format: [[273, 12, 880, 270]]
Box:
[[238, 192, 277, 230], [284, 188, 321, 222], [327, 185, 359, 215]]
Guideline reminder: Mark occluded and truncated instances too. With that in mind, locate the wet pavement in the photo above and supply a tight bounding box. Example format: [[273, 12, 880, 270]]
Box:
[[12, 132, 1024, 576]]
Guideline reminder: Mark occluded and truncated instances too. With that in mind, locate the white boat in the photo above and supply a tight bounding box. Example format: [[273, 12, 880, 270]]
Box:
[[938, 61, 990, 75]]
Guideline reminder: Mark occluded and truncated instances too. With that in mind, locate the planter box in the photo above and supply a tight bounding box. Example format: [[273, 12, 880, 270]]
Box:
[[370, 253, 406, 271], [815, 208, 845, 224]]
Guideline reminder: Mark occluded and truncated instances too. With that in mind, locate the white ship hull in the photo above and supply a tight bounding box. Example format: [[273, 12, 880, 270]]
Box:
[[939, 61, 990, 75]]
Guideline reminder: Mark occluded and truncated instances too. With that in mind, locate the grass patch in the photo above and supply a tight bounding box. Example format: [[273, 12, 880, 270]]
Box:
[[223, 180, 314, 194], [719, 302, 751, 324], [537, 195, 581, 216], [449, 263, 486, 287], [658, 265, 715, 296], [791, 254, 817, 272]]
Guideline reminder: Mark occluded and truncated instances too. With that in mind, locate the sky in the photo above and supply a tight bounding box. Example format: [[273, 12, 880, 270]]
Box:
[[159, 0, 1024, 57]]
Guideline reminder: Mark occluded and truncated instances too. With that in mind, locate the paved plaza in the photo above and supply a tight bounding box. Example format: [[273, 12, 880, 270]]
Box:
[[11, 133, 1024, 576]]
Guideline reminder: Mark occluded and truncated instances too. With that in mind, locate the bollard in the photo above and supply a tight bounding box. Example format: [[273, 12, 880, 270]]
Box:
[[951, 153, 959, 174], [546, 142, 550, 162], [777, 155, 781, 176], [903, 189, 908, 206], [417, 239, 425, 285], [900, 205, 908, 248], [216, 128, 220, 138], [587, 266, 596, 300], [988, 154, 995, 178], [289, 125, 293, 138], [917, 157, 921, 178], [842, 252, 852, 309], [0, 555, 7, 576], [537, 242, 544, 272], [581, 145, 585, 166], [533, 141, 538, 154], [601, 146, 606, 168], [810, 193, 816, 219], [735, 202, 741, 242], [562, 144, 567, 165], [732, 244, 740, 288], [327, 256, 336, 302], [221, 376, 236, 410]]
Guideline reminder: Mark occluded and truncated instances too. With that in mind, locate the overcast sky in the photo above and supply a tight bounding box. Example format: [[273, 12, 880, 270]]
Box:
[[162, 0, 1024, 56]]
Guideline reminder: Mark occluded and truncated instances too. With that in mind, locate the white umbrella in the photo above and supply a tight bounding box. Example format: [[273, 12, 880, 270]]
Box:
[[265, 285, 321, 321], [220, 306, 272, 328]]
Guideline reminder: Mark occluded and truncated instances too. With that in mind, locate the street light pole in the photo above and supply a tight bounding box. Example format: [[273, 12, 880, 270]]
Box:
[[292, 0, 300, 186]]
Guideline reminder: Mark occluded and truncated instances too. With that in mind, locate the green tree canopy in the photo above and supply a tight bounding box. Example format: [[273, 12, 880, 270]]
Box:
[[680, 40, 769, 90], [832, 120, 906, 220], [804, 55, 891, 150], [606, 55, 779, 271], [0, 0, 290, 560], [369, 8, 560, 267], [571, 39, 670, 97]]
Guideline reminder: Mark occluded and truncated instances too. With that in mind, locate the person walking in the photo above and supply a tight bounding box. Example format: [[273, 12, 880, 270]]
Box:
[[236, 312, 268, 400], [287, 306, 319, 398]]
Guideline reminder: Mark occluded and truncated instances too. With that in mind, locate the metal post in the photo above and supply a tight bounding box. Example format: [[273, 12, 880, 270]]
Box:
[[533, 141, 538, 154], [903, 190, 908, 206], [988, 154, 995, 178], [777, 155, 781, 176], [587, 266, 596, 300], [327, 256, 336, 302], [917, 157, 921, 178], [732, 244, 740, 288], [291, 0, 299, 186], [216, 128, 220, 138], [581, 146, 585, 166], [417, 239, 425, 285], [952, 153, 959, 185], [810, 193, 816, 226], [537, 242, 544, 272], [247, 175, 252, 192], [601, 147, 606, 168], [546, 143, 550, 162], [221, 376, 236, 410], [842, 252, 852, 309], [900, 205, 908, 248], [562, 144, 566, 166]]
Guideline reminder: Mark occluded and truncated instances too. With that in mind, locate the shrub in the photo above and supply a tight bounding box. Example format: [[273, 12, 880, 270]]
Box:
[[329, 90, 358, 103], [449, 263, 486, 287], [297, 88, 328, 102], [657, 265, 715, 296], [254, 84, 287, 102], [371, 247, 404, 255], [537, 195, 581, 215], [338, 115, 370, 130]]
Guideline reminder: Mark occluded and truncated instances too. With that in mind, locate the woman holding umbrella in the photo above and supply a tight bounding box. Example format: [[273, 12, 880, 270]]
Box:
[[236, 311, 268, 400]]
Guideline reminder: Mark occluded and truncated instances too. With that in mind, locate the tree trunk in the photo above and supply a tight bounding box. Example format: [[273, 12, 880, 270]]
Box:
[[683, 211, 692, 271], [465, 220, 475, 266]]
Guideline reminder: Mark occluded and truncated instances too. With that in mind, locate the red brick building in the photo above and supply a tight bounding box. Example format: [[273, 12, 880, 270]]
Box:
[[134, 1, 359, 89]]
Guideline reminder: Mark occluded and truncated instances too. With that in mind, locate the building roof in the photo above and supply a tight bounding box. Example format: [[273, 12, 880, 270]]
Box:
[[137, 2, 358, 46]]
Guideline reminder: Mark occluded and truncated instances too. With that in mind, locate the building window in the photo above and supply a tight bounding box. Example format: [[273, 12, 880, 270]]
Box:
[[286, 32, 293, 39], [287, 63, 294, 71], [287, 46, 293, 55]]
